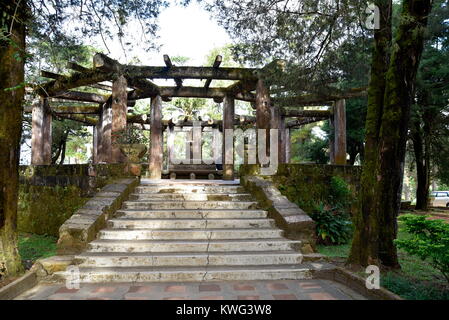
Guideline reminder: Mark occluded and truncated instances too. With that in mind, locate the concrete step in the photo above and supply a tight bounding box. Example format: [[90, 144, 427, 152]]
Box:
[[134, 185, 245, 194], [75, 251, 304, 267], [122, 200, 258, 210], [98, 228, 283, 240], [114, 209, 268, 219], [107, 218, 275, 229], [88, 239, 302, 253], [129, 193, 253, 201], [57, 265, 314, 282], [140, 179, 240, 186]]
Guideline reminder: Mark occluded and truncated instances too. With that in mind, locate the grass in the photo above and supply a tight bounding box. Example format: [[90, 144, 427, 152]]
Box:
[[0, 233, 57, 287], [18, 232, 57, 263], [317, 220, 449, 300]]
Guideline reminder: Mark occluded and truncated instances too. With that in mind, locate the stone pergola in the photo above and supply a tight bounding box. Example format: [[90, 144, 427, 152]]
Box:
[[29, 53, 365, 180]]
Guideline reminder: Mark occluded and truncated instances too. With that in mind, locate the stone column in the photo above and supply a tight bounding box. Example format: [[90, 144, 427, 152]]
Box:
[[256, 79, 271, 165], [278, 114, 287, 164], [285, 127, 291, 164], [98, 99, 112, 163], [31, 97, 52, 165], [333, 99, 347, 165], [92, 122, 100, 164], [111, 75, 128, 163], [167, 125, 174, 169], [149, 95, 163, 179], [329, 115, 335, 164], [223, 95, 235, 180]]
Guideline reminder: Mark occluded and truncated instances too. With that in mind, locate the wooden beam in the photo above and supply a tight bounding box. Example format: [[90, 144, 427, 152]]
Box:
[[54, 113, 98, 126], [256, 79, 271, 165], [67, 61, 89, 72], [52, 91, 108, 103], [24, 105, 99, 114], [286, 117, 328, 128], [204, 55, 222, 89], [273, 87, 367, 107], [93, 52, 121, 72], [149, 95, 163, 179], [333, 99, 347, 165], [111, 76, 128, 163], [223, 95, 235, 180], [127, 78, 160, 98], [41, 70, 65, 80], [31, 98, 52, 165], [163, 55, 183, 88], [281, 109, 331, 118]]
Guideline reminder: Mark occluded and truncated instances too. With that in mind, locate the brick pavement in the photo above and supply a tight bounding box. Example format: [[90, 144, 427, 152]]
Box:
[[15, 279, 367, 300]]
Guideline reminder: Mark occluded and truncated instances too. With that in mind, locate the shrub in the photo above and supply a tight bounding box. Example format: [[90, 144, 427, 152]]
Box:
[[310, 203, 353, 245], [329, 176, 352, 209], [395, 214, 449, 283]]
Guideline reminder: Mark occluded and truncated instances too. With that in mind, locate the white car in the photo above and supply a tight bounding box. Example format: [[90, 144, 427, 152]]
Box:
[[430, 191, 449, 207]]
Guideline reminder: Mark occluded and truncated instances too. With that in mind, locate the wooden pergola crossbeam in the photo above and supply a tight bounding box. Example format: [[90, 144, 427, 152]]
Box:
[[66, 61, 89, 73], [24, 105, 99, 114], [281, 109, 331, 118], [163, 55, 183, 88], [286, 117, 328, 128], [204, 55, 222, 89], [273, 87, 367, 107], [52, 91, 108, 103]]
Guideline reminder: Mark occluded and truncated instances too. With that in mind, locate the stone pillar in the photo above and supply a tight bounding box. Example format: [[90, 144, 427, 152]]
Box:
[[167, 125, 174, 168], [256, 79, 271, 165], [334, 99, 347, 165], [149, 95, 163, 179], [285, 127, 291, 163], [92, 122, 100, 164], [111, 75, 128, 163], [98, 99, 112, 163], [278, 114, 287, 164], [329, 115, 335, 164], [223, 95, 235, 180], [31, 97, 52, 165], [212, 127, 222, 166]]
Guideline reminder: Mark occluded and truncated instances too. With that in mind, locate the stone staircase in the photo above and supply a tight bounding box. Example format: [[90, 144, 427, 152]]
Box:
[[60, 180, 327, 283]]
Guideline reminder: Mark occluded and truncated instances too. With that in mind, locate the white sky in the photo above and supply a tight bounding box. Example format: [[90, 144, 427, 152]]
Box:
[[98, 2, 231, 67]]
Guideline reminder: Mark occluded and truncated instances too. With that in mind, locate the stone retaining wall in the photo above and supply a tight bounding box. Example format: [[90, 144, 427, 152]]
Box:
[[18, 164, 130, 236], [57, 178, 139, 255], [240, 164, 361, 215]]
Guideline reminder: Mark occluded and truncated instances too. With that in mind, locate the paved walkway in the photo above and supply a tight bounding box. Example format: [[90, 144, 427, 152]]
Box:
[[15, 279, 367, 300]]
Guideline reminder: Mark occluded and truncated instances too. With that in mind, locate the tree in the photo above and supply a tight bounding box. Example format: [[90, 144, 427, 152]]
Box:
[[204, 0, 433, 268], [0, 0, 167, 277], [409, 0, 449, 210], [0, 0, 27, 277], [349, 0, 432, 268]]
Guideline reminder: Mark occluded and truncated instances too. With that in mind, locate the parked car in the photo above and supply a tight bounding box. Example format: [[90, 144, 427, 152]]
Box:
[[429, 191, 449, 207]]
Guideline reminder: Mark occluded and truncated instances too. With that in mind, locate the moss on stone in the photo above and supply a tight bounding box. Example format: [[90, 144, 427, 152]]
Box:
[[17, 185, 88, 237]]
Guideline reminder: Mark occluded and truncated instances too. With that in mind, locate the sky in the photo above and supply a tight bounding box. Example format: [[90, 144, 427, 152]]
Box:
[[100, 2, 231, 67]]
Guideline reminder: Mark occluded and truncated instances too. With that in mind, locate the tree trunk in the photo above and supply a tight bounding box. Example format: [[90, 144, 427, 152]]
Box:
[[349, 0, 432, 268], [60, 139, 67, 165], [348, 0, 393, 268], [412, 120, 429, 210], [0, 0, 27, 277]]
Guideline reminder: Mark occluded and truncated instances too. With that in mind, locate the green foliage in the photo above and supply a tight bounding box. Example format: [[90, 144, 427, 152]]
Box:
[[395, 214, 449, 283], [113, 125, 149, 145], [310, 203, 353, 245], [307, 177, 354, 245], [381, 273, 449, 300], [329, 176, 352, 208], [18, 233, 57, 263]]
